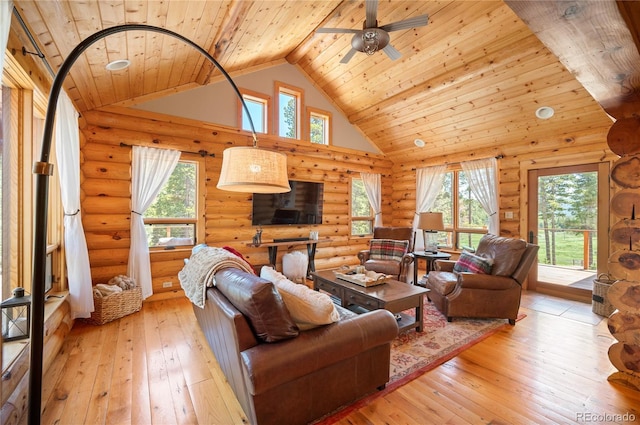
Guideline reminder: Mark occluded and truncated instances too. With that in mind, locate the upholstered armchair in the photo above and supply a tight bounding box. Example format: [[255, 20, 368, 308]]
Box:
[[426, 234, 539, 325], [358, 227, 414, 282]]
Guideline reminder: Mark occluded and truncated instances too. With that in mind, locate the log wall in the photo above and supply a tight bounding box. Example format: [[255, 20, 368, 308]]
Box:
[[80, 107, 394, 298], [390, 127, 618, 239]]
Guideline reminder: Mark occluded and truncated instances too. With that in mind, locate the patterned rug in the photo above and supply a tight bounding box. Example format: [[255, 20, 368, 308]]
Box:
[[314, 297, 523, 424]]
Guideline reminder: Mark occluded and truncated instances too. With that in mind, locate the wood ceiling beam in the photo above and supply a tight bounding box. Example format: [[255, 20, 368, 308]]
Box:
[[505, 0, 640, 120]]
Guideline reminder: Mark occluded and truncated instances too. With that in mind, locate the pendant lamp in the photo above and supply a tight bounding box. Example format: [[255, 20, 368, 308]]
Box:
[[217, 140, 290, 193]]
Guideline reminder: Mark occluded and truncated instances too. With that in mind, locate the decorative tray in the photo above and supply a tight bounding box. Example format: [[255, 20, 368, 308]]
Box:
[[334, 269, 391, 287]]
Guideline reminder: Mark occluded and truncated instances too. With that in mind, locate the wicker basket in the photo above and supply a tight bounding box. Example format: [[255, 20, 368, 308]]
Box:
[[592, 273, 616, 317], [85, 286, 142, 325]]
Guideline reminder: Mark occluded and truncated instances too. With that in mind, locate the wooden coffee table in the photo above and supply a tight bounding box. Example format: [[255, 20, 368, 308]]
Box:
[[312, 269, 429, 332]]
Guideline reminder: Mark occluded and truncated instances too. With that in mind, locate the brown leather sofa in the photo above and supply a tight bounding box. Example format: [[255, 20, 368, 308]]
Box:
[[426, 234, 539, 325], [192, 268, 398, 425], [357, 226, 415, 282]]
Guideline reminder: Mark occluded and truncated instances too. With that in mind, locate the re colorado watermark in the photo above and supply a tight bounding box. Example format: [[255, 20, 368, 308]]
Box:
[[576, 412, 636, 422]]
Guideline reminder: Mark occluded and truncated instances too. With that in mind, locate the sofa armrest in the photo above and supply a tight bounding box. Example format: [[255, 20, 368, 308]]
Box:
[[240, 309, 398, 395], [357, 249, 371, 264], [401, 252, 414, 266], [435, 259, 456, 272], [457, 272, 518, 290]]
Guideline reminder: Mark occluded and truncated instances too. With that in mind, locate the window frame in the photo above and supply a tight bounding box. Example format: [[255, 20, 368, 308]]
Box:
[[306, 106, 332, 145], [146, 154, 206, 251], [275, 81, 304, 140], [350, 176, 374, 236], [435, 166, 490, 251], [238, 88, 271, 135], [2, 55, 63, 297]]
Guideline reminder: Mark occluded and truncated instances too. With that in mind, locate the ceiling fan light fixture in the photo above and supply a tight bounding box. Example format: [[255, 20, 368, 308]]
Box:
[[105, 59, 130, 71], [362, 30, 379, 55]]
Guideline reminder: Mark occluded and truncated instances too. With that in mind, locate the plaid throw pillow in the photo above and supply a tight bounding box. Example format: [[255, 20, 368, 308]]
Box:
[[453, 251, 493, 274], [369, 239, 409, 262]]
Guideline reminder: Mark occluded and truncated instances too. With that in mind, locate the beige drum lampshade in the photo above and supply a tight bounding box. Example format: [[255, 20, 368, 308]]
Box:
[[217, 146, 291, 193]]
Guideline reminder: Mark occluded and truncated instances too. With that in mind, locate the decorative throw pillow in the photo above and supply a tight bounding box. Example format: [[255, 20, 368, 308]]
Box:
[[215, 268, 299, 343], [369, 239, 409, 262], [453, 251, 493, 274], [261, 266, 340, 330]]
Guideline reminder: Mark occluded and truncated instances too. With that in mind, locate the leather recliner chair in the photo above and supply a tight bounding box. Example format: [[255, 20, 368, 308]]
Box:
[[426, 233, 539, 325], [358, 226, 415, 282]]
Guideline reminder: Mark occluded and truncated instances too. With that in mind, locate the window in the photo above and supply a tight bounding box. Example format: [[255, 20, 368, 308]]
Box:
[[1, 56, 63, 298], [307, 107, 332, 145], [145, 156, 205, 249], [238, 89, 270, 134], [433, 168, 489, 250], [275, 82, 303, 139], [351, 177, 374, 236]]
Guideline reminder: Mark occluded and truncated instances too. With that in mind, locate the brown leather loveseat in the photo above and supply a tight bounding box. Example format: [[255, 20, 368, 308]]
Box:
[[192, 268, 398, 425], [426, 234, 539, 325]]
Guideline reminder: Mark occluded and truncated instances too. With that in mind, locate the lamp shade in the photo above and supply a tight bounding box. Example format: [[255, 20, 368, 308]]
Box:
[[217, 146, 291, 193], [418, 212, 444, 231]]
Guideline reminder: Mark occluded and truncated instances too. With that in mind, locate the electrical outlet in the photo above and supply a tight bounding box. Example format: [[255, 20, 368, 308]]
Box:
[[162, 281, 173, 288], [505, 211, 514, 219]]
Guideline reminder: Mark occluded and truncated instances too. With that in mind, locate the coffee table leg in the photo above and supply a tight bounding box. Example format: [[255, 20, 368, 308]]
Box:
[[416, 295, 424, 332]]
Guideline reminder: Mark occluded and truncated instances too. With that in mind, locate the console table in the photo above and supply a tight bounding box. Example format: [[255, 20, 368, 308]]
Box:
[[247, 238, 333, 277]]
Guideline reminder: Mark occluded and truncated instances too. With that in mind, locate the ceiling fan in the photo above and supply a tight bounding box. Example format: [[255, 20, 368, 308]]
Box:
[[317, 0, 429, 64]]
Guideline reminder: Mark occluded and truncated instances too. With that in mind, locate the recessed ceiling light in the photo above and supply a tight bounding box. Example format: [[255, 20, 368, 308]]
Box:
[[105, 59, 131, 71], [535, 106, 555, 120], [414, 138, 425, 147]]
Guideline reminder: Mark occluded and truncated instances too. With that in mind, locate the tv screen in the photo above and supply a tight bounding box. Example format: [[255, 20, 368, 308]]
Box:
[[252, 180, 324, 226]]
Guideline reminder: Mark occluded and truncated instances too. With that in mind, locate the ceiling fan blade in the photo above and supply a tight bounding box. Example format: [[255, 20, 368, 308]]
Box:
[[365, 0, 379, 28], [382, 44, 402, 61], [380, 14, 429, 32], [317, 28, 360, 34], [340, 48, 358, 64]]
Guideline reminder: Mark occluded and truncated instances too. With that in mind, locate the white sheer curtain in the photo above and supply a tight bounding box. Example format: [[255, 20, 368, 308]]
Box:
[[128, 146, 180, 299], [461, 157, 499, 235], [414, 165, 446, 249], [55, 92, 94, 319], [0, 1, 12, 73], [361, 172, 383, 227]]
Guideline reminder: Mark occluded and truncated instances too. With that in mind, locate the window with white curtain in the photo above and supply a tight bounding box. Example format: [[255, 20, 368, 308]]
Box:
[[350, 177, 374, 236], [145, 155, 205, 249], [432, 168, 490, 251]]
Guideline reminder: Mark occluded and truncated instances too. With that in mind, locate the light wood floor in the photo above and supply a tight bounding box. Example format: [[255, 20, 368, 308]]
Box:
[[42, 291, 640, 425]]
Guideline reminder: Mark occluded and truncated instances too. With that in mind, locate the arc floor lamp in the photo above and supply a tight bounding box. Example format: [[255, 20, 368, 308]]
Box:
[[29, 24, 289, 425]]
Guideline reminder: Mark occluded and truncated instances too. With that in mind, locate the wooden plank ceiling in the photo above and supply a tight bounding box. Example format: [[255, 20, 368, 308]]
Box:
[[10, 0, 636, 163]]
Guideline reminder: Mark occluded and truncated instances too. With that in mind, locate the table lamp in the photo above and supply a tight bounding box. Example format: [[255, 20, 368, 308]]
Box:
[[419, 212, 444, 253]]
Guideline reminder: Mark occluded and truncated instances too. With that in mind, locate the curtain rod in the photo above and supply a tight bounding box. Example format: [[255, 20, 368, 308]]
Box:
[[119, 142, 215, 158], [410, 154, 503, 171], [13, 6, 55, 77]]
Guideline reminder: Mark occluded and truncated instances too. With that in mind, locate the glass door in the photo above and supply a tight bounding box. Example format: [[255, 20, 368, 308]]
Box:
[[527, 163, 609, 300]]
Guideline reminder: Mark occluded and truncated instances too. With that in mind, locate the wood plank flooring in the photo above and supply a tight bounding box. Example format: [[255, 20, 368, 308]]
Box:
[[41, 292, 640, 425]]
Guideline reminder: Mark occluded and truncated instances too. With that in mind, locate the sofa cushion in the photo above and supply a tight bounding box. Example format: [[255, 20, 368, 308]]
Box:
[[260, 266, 340, 330], [453, 251, 493, 274], [364, 259, 401, 276], [475, 234, 527, 277], [369, 239, 409, 262], [215, 268, 299, 343], [427, 271, 458, 296]]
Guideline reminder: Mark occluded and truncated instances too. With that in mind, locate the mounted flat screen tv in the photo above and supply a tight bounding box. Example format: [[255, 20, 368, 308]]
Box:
[[252, 180, 324, 226]]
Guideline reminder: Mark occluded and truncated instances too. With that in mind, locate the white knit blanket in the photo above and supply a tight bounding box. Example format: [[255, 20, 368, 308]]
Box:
[[178, 247, 254, 308]]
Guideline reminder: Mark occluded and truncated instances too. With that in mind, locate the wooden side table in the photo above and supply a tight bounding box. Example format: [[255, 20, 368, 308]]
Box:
[[412, 251, 452, 285]]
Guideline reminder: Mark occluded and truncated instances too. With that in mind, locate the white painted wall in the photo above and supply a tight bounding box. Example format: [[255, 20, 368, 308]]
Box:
[[132, 63, 380, 153]]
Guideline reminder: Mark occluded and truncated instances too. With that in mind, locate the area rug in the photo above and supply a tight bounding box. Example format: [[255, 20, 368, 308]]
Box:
[[313, 297, 524, 424]]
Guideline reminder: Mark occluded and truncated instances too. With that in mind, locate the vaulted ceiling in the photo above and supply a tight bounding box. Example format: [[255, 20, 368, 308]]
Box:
[[9, 1, 640, 163]]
